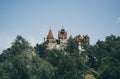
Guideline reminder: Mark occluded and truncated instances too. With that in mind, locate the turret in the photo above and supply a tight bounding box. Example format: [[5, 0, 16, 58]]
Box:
[[45, 28, 56, 49], [58, 26, 67, 39]]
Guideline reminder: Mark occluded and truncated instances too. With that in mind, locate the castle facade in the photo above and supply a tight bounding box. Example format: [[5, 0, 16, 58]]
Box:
[[45, 26, 90, 51], [45, 27, 67, 49]]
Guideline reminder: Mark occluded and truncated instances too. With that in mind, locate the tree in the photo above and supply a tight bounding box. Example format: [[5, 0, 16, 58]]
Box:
[[0, 35, 55, 79], [97, 35, 120, 79], [66, 38, 79, 53], [45, 49, 88, 79], [34, 43, 47, 58], [87, 35, 120, 79]]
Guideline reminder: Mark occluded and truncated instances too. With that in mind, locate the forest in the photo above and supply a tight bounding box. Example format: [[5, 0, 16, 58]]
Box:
[[0, 35, 120, 79]]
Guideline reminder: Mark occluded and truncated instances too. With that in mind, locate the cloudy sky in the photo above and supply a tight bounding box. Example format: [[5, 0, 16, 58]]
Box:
[[0, 0, 120, 53]]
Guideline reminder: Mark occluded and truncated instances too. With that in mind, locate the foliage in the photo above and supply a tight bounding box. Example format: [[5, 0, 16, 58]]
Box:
[[0, 35, 55, 79], [66, 38, 79, 53], [44, 49, 90, 79], [0, 35, 120, 79], [34, 43, 47, 58], [87, 35, 120, 79]]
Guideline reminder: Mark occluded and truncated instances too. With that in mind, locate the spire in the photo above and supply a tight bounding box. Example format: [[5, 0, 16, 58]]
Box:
[[47, 28, 54, 39], [62, 25, 64, 30]]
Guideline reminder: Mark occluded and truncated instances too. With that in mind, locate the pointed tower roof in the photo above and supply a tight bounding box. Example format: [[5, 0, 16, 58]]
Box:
[[61, 25, 65, 30], [47, 29, 54, 39]]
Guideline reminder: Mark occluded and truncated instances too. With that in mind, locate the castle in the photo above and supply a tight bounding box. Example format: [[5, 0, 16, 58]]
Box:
[[44, 26, 90, 51], [45, 26, 67, 49]]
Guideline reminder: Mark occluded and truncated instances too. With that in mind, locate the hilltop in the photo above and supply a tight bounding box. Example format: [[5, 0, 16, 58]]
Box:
[[0, 35, 120, 79]]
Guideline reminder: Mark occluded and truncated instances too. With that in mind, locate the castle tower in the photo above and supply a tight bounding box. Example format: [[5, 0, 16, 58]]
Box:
[[57, 26, 67, 49], [58, 26, 67, 40], [46, 28, 55, 49], [47, 29, 54, 41]]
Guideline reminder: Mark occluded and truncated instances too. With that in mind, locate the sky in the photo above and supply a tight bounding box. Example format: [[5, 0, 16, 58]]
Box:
[[0, 0, 120, 53]]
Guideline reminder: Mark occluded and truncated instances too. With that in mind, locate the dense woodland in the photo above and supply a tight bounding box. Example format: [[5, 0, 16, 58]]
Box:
[[0, 35, 120, 79]]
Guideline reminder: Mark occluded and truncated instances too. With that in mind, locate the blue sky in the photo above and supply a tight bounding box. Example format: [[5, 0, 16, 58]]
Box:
[[0, 0, 120, 53]]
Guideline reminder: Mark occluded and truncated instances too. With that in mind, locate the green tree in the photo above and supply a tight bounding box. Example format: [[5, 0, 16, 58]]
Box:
[[87, 35, 120, 79], [97, 35, 120, 79], [45, 49, 88, 79], [66, 38, 79, 53], [34, 43, 47, 58], [0, 35, 55, 79]]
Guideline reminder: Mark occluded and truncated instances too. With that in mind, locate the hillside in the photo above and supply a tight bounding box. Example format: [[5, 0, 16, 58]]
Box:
[[0, 35, 120, 79], [0, 36, 55, 79]]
